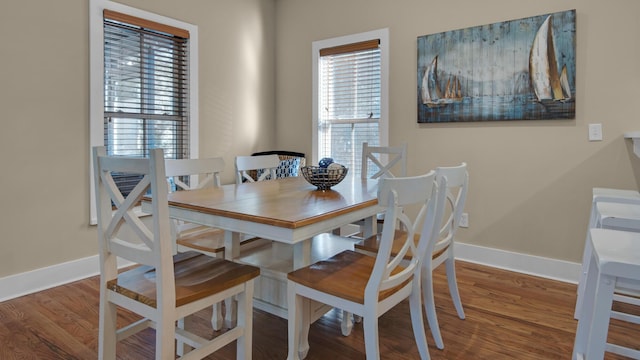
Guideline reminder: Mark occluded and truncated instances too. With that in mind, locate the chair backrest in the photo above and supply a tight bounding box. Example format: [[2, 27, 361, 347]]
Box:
[[93, 147, 175, 297], [165, 157, 225, 191], [433, 162, 468, 253], [365, 171, 446, 301], [165, 157, 225, 237], [235, 154, 281, 184], [252, 150, 306, 178], [361, 142, 408, 180]]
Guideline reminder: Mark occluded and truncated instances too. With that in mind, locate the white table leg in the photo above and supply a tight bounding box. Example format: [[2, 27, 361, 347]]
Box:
[[293, 239, 312, 269]]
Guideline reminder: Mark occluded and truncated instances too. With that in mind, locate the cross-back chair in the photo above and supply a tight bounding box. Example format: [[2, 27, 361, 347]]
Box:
[[354, 162, 468, 349], [235, 154, 281, 184], [287, 171, 446, 360], [166, 157, 261, 331], [350, 142, 408, 237], [361, 142, 408, 180], [93, 146, 260, 359], [165, 157, 226, 258]]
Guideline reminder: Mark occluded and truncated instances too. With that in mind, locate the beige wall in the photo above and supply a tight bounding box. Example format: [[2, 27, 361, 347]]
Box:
[[0, 0, 276, 277], [275, 0, 640, 262], [1, 0, 638, 280]]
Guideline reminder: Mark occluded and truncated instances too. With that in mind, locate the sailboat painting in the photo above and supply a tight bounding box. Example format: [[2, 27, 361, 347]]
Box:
[[417, 10, 576, 123]]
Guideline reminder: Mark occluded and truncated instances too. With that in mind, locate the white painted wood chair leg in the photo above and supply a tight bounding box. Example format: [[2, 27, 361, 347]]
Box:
[[224, 296, 238, 329], [573, 254, 599, 359], [363, 314, 380, 360], [211, 302, 223, 331], [236, 280, 254, 360], [99, 298, 117, 359], [585, 274, 616, 359], [299, 299, 311, 359], [574, 236, 593, 320], [573, 258, 616, 359], [446, 258, 465, 319], [176, 318, 186, 356], [156, 316, 175, 360], [341, 311, 353, 336], [423, 267, 444, 349], [287, 282, 303, 360], [409, 278, 431, 360]]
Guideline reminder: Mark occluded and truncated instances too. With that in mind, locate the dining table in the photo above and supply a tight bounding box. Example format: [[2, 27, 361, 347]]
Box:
[[145, 174, 381, 319]]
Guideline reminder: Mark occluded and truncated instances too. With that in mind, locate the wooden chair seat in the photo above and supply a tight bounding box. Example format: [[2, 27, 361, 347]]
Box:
[[355, 231, 449, 261], [108, 251, 260, 308], [287, 250, 410, 304], [176, 228, 225, 256]]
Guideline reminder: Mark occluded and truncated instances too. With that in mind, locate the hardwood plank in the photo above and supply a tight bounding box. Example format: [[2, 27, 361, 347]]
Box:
[[0, 260, 638, 359]]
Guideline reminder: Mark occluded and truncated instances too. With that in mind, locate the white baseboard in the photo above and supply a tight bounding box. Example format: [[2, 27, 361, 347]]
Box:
[[0, 243, 582, 303], [0, 255, 133, 303], [454, 242, 581, 284]]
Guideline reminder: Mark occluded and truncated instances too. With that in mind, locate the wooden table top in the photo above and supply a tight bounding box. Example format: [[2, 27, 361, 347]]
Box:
[[165, 175, 379, 229]]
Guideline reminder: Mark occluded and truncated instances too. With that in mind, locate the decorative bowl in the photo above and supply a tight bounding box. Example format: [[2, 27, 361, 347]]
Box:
[[300, 165, 348, 190]]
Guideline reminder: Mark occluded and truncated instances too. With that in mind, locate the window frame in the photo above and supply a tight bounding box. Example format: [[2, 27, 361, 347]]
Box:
[[89, 0, 199, 224], [311, 28, 389, 166]]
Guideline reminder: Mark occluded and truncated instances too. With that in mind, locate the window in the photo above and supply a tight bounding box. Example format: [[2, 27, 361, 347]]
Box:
[[312, 29, 389, 176], [103, 10, 189, 160], [90, 0, 199, 224]]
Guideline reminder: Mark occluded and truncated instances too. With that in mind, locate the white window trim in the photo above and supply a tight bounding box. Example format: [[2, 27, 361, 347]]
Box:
[[311, 28, 389, 165], [89, 0, 199, 225]]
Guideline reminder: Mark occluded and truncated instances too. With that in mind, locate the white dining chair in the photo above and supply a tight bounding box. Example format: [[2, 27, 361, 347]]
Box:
[[574, 187, 640, 320], [235, 154, 281, 184], [346, 142, 408, 239], [287, 171, 446, 360], [93, 146, 260, 359], [361, 142, 408, 180], [166, 157, 227, 258], [166, 157, 262, 331], [354, 162, 469, 349], [572, 228, 640, 359]]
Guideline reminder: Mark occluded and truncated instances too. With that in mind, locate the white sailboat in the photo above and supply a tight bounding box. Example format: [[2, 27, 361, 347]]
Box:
[[421, 55, 462, 108], [529, 15, 572, 103]]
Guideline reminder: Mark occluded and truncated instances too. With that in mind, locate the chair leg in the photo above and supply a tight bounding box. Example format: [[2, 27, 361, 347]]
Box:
[[236, 280, 254, 360], [362, 314, 380, 360], [341, 310, 353, 336], [584, 273, 616, 359], [573, 253, 616, 360], [299, 299, 311, 359], [211, 302, 224, 330], [176, 318, 186, 356], [99, 299, 117, 360], [574, 231, 594, 319], [445, 257, 465, 319], [225, 296, 238, 329], [409, 279, 431, 360], [287, 282, 302, 360], [422, 267, 444, 349], [155, 312, 175, 360]]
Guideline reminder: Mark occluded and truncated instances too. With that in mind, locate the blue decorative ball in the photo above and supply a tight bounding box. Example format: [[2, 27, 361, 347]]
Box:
[[319, 157, 334, 168]]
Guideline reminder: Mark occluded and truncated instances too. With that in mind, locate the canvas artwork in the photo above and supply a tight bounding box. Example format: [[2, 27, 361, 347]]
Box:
[[417, 9, 576, 123]]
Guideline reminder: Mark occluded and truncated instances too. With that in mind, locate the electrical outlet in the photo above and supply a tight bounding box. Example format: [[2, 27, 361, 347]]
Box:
[[459, 213, 469, 228]]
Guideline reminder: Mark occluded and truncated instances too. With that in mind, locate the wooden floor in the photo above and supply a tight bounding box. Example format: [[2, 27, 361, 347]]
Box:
[[1, 260, 638, 359]]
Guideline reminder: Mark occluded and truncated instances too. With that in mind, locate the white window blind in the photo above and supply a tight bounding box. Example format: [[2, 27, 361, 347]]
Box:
[[318, 40, 381, 176]]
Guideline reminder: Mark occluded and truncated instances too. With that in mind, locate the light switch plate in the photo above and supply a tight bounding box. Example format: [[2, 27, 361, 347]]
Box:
[[589, 123, 603, 141]]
